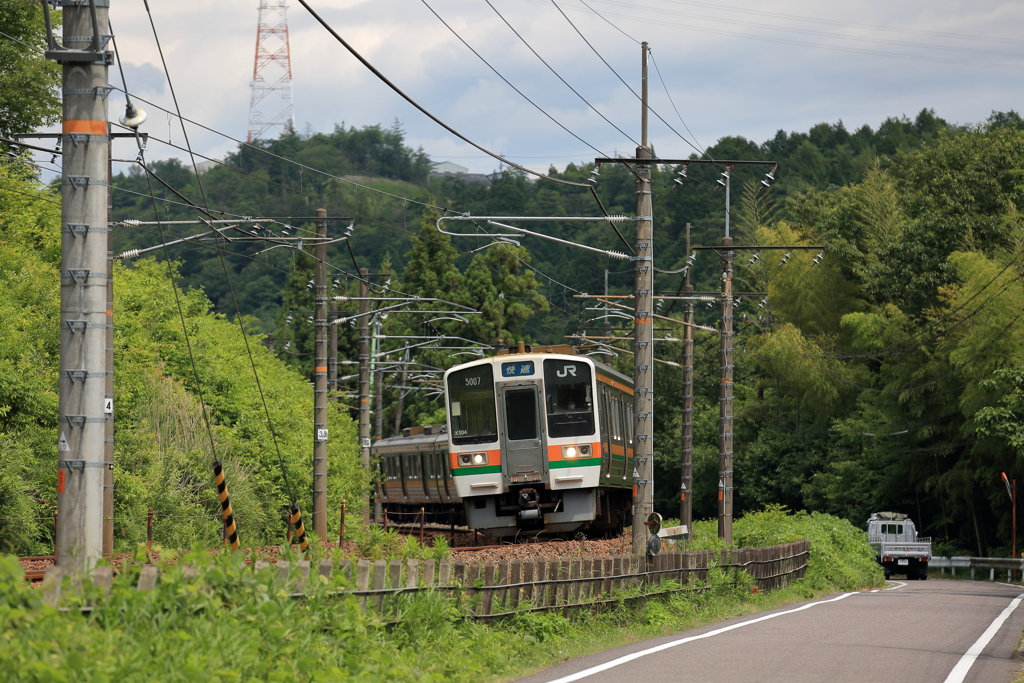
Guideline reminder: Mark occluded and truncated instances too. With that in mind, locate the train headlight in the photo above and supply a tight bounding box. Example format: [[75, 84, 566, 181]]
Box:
[[459, 452, 487, 466], [562, 444, 592, 459]]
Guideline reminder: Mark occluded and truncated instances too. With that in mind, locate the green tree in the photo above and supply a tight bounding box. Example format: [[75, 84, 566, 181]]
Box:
[[0, 0, 61, 143]]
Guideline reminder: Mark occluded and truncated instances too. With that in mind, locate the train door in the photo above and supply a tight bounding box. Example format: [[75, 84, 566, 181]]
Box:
[[610, 395, 626, 479], [441, 449, 455, 500], [499, 382, 546, 484], [600, 386, 613, 476]]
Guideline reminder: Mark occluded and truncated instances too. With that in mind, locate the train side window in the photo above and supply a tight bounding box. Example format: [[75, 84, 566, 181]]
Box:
[[622, 397, 630, 446], [611, 396, 621, 443], [600, 387, 612, 468]]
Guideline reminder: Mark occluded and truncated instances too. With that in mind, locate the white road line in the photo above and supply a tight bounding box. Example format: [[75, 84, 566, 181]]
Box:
[[870, 581, 906, 593], [942, 592, 1024, 683], [540, 593, 855, 683]]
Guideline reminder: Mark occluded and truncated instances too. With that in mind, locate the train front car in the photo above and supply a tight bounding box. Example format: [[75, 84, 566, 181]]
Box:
[[445, 344, 633, 538]]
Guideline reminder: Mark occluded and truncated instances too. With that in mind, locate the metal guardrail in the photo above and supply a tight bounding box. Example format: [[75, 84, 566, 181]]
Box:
[[930, 556, 1024, 581]]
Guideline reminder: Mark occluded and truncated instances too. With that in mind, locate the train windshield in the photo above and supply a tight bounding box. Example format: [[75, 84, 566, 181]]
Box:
[[447, 364, 498, 445], [543, 359, 595, 438]]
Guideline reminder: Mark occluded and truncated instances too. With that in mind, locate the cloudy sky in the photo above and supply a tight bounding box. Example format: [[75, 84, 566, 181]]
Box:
[[86, 0, 1024, 175]]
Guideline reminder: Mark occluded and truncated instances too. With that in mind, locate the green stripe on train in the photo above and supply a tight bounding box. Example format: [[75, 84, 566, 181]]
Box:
[[549, 458, 603, 469], [450, 465, 503, 477]]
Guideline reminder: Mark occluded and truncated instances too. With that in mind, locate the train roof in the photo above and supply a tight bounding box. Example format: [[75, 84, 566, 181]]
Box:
[[372, 424, 448, 452], [444, 343, 633, 388]]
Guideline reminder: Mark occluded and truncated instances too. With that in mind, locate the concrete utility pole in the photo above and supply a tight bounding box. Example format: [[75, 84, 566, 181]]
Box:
[[371, 313, 383, 522], [358, 269, 371, 525], [312, 208, 328, 538], [51, 0, 113, 572], [631, 42, 655, 559], [718, 234, 735, 543], [372, 315, 383, 443], [328, 297, 338, 400], [718, 168, 735, 543], [103, 125, 115, 556], [680, 223, 693, 531]]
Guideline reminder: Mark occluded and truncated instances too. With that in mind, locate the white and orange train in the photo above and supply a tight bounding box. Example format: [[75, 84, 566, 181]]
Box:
[[373, 344, 635, 538]]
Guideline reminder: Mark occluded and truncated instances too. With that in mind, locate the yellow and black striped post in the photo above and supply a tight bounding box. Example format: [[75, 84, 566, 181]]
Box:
[[213, 461, 240, 551], [289, 503, 309, 558]]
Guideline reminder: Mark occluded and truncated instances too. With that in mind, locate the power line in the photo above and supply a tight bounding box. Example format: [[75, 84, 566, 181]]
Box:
[[107, 86, 452, 215], [548, 0, 713, 160], [566, 1, 1024, 72], [587, 0, 1024, 59], [419, 0, 607, 157], [483, 0, 638, 147], [295, 0, 598, 192], [817, 254, 1023, 361], [655, 0, 1023, 45], [137, 2, 296, 501]]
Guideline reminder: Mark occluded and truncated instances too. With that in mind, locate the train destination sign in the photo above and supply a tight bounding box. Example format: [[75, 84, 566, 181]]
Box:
[[501, 361, 535, 377]]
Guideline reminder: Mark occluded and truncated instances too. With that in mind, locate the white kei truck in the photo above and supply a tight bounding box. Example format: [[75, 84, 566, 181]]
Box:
[[867, 512, 932, 580]]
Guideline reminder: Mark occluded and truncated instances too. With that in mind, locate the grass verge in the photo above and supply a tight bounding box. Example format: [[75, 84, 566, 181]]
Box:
[[1, 508, 882, 682]]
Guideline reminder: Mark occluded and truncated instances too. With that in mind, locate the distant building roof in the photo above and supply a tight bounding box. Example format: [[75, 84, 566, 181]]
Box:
[[430, 161, 469, 175], [193, 159, 218, 175]]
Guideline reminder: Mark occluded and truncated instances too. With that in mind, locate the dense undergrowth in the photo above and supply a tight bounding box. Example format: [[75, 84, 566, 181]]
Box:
[[1, 508, 882, 682]]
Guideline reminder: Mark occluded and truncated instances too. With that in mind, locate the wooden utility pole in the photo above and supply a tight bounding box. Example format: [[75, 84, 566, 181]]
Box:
[[312, 208, 328, 538], [358, 269, 371, 524], [680, 223, 693, 531], [631, 42, 655, 559], [49, 0, 112, 571]]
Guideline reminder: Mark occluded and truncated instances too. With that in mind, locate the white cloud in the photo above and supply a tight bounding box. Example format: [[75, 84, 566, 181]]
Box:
[[88, 0, 1023, 178]]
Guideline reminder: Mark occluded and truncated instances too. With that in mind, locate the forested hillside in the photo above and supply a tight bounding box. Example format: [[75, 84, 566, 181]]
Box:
[[4, 55, 1024, 557], [104, 108, 1024, 556], [0, 166, 366, 555]]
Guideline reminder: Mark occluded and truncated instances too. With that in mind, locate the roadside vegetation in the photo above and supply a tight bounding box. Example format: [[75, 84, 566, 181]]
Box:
[[1, 508, 882, 682]]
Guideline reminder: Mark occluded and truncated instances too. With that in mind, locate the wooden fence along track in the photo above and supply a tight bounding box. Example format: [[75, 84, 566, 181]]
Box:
[[39, 540, 810, 620]]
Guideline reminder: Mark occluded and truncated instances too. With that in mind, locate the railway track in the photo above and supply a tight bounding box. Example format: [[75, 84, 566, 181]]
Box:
[[19, 555, 54, 582], [18, 533, 630, 581]]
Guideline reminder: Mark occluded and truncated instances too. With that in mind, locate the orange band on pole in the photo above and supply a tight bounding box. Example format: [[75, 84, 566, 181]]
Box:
[[314, 366, 327, 372], [63, 120, 108, 135], [635, 318, 652, 325]]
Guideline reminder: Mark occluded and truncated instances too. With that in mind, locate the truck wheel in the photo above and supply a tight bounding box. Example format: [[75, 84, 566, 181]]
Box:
[[883, 568, 892, 580], [918, 566, 929, 581]]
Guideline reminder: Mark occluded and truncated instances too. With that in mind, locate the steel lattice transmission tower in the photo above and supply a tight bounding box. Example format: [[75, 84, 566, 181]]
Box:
[[247, 0, 295, 142]]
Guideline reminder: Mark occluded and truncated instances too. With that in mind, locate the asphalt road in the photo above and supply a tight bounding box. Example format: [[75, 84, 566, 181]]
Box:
[[514, 579, 1024, 683]]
